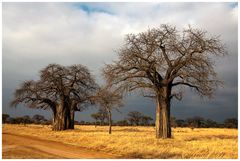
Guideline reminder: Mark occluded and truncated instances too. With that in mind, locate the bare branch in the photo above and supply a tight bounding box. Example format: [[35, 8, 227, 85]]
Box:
[[103, 24, 226, 99]]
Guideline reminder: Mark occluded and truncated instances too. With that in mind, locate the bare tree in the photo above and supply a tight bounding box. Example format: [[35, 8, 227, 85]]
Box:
[[91, 113, 101, 127], [94, 86, 123, 134], [11, 64, 98, 131], [91, 108, 108, 126], [186, 116, 205, 128], [127, 111, 143, 126], [103, 24, 226, 138]]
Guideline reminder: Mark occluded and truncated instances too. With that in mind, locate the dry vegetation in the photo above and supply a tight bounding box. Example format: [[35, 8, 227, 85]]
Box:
[[2, 124, 237, 159]]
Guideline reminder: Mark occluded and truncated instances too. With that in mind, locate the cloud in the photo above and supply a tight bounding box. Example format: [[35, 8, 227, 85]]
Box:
[[2, 2, 238, 122]]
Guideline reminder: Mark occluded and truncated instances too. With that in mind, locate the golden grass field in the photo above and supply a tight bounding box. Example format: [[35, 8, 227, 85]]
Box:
[[2, 124, 238, 159]]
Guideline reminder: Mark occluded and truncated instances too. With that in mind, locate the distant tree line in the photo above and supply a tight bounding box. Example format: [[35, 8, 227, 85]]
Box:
[[90, 110, 238, 129], [171, 116, 238, 129], [91, 110, 153, 126], [2, 114, 51, 125], [74, 115, 239, 129], [2, 112, 237, 129]]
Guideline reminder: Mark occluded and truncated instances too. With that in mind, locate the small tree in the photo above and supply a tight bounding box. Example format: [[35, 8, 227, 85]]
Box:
[[32, 114, 45, 124], [22, 115, 33, 124], [186, 116, 205, 128], [91, 113, 101, 126], [99, 108, 108, 125], [94, 86, 123, 134], [15, 116, 32, 125], [104, 24, 226, 138], [6, 117, 16, 124], [2, 114, 10, 124], [116, 120, 129, 126], [224, 118, 238, 128], [141, 115, 153, 126], [175, 119, 186, 127], [205, 119, 218, 128], [127, 111, 143, 126]]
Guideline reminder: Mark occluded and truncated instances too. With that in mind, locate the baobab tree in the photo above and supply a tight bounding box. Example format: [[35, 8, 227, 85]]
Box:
[[94, 86, 123, 134], [103, 24, 226, 138], [11, 64, 98, 131]]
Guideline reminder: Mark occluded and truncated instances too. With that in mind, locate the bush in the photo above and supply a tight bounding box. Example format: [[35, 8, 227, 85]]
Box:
[[224, 118, 238, 128]]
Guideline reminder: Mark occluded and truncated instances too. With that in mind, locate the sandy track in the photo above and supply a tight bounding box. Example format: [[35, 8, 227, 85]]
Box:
[[2, 133, 116, 159]]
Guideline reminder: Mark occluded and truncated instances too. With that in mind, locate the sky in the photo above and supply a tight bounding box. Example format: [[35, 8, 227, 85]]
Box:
[[2, 2, 238, 123]]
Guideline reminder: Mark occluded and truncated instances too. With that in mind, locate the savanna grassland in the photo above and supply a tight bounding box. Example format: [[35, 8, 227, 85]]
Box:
[[2, 124, 238, 159]]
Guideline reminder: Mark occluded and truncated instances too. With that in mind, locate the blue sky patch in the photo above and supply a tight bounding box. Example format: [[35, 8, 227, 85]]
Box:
[[229, 2, 238, 8], [72, 3, 114, 15]]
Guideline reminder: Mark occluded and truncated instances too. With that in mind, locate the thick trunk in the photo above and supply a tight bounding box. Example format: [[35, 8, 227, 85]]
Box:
[[52, 104, 67, 131], [155, 88, 171, 139], [69, 110, 75, 129], [52, 103, 71, 131], [69, 100, 77, 129], [107, 109, 112, 134]]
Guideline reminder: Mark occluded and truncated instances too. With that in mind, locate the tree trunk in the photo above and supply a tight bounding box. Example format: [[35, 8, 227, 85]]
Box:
[[52, 103, 69, 131], [69, 100, 77, 129], [155, 88, 171, 139], [68, 109, 75, 129], [107, 108, 112, 134]]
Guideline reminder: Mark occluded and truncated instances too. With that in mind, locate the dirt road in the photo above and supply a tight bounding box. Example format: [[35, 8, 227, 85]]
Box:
[[2, 132, 116, 159]]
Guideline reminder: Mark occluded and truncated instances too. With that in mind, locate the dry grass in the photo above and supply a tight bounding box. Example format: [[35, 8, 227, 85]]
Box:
[[2, 124, 238, 159]]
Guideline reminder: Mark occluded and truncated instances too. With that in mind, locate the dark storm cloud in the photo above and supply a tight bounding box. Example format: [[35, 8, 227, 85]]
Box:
[[2, 2, 238, 122]]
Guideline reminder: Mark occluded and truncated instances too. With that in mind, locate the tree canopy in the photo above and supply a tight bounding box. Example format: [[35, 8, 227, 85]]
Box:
[[11, 64, 98, 130], [104, 24, 226, 99], [103, 24, 226, 138]]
